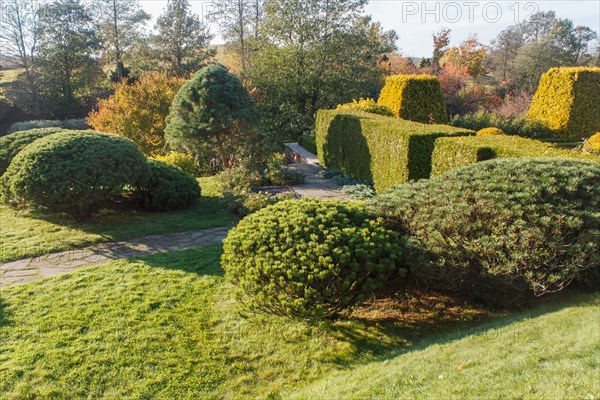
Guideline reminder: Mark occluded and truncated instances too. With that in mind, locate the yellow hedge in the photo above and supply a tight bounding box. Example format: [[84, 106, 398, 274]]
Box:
[[585, 132, 600, 151], [431, 135, 598, 177], [477, 127, 505, 136], [377, 75, 447, 124], [528, 67, 600, 139]]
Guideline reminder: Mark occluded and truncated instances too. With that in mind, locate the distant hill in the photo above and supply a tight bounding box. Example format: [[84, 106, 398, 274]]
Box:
[[0, 55, 20, 70]]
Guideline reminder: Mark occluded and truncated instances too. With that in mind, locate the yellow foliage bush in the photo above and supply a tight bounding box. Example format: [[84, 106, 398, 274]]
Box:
[[477, 127, 506, 136], [527, 67, 600, 139], [87, 72, 185, 155], [153, 151, 199, 176], [584, 132, 600, 151], [377, 75, 447, 124], [336, 98, 393, 116]]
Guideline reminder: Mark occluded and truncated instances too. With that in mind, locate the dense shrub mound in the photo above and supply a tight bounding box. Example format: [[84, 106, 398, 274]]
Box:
[[0, 131, 149, 220], [316, 109, 473, 192], [431, 134, 597, 177], [137, 159, 200, 211], [222, 199, 404, 320], [0, 127, 63, 175], [377, 74, 447, 124], [528, 67, 600, 138], [477, 127, 505, 136], [371, 158, 600, 304]]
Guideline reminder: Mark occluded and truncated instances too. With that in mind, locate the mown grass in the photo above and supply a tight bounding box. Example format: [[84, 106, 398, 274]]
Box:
[[0, 244, 597, 399], [289, 295, 600, 399], [0, 177, 236, 263]]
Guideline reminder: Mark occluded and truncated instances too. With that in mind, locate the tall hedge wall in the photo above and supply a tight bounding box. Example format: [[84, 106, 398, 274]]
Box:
[[315, 110, 473, 192], [431, 134, 598, 177], [528, 67, 600, 138], [377, 75, 447, 124]]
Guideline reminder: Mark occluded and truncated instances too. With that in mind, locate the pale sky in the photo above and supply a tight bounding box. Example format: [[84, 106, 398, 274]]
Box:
[[139, 0, 600, 57]]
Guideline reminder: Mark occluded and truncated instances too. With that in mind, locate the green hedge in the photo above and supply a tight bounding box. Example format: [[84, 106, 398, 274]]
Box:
[[528, 67, 600, 138], [377, 74, 447, 124], [315, 109, 473, 192], [431, 135, 598, 177]]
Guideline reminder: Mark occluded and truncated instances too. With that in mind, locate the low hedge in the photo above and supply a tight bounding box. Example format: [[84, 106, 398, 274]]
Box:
[[431, 134, 598, 177], [0, 127, 63, 175], [137, 159, 200, 211], [315, 109, 473, 192], [528, 67, 600, 138], [371, 158, 600, 305], [222, 198, 404, 320], [377, 75, 447, 124], [7, 119, 89, 134], [0, 131, 149, 220]]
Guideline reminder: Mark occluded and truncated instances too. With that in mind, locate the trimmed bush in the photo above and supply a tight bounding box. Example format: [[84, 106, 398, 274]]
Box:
[[431, 134, 598, 177], [371, 158, 600, 305], [336, 98, 394, 117], [7, 119, 89, 134], [377, 75, 447, 123], [0, 131, 149, 221], [137, 159, 200, 211], [584, 132, 600, 152], [477, 127, 505, 136], [528, 67, 600, 138], [0, 127, 63, 176], [222, 199, 404, 320], [315, 109, 473, 192]]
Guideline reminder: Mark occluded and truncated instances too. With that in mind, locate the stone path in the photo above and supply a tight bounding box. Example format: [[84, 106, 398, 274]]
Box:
[[284, 142, 351, 201], [0, 226, 230, 288]]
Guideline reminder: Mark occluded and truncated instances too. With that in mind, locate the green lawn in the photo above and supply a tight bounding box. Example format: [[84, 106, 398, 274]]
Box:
[[0, 244, 598, 399], [0, 177, 237, 263], [289, 295, 600, 400]]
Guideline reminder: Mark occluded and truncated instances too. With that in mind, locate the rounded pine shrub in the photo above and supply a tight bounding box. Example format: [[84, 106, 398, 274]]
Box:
[[377, 74, 447, 124], [477, 127, 505, 136], [0, 131, 149, 221], [371, 158, 600, 305], [137, 159, 200, 211], [222, 199, 404, 320], [0, 127, 63, 175]]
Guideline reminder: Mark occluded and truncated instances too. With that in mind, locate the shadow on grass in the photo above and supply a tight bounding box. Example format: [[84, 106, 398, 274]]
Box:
[[325, 290, 596, 366], [139, 245, 225, 277], [0, 297, 10, 327]]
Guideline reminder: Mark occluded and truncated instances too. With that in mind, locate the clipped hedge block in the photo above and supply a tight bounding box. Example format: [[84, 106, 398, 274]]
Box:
[[528, 67, 600, 138], [377, 74, 447, 124], [431, 134, 598, 177], [315, 109, 473, 192]]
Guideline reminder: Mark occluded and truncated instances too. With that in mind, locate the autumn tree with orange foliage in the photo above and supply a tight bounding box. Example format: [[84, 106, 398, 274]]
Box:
[[87, 72, 185, 155]]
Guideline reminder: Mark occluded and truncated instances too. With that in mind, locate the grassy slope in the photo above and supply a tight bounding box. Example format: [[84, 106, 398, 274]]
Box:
[[0, 177, 237, 263], [0, 245, 598, 399], [289, 296, 600, 400]]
